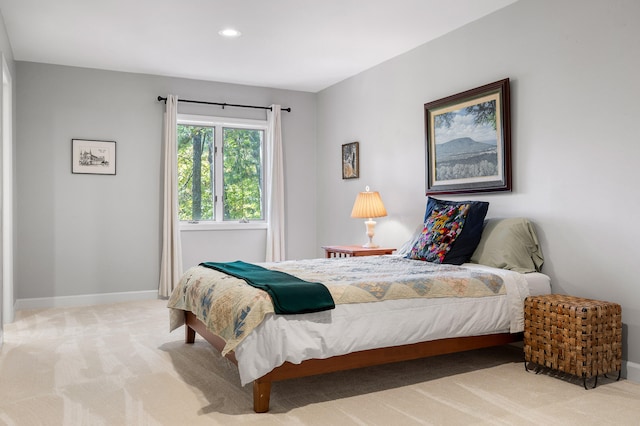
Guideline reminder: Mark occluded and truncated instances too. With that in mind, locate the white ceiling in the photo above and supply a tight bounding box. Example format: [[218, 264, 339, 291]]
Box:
[[0, 0, 518, 93]]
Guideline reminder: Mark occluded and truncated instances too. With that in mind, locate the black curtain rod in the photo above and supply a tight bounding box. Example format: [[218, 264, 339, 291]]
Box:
[[157, 96, 291, 112]]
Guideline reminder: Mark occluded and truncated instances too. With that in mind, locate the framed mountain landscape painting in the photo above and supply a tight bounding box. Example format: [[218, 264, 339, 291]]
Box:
[[424, 79, 511, 195]]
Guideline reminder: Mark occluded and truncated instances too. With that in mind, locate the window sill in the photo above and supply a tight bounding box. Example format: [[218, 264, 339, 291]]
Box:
[[180, 221, 268, 232]]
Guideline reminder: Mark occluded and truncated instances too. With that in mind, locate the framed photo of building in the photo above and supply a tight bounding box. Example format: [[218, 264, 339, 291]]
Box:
[[424, 78, 511, 194], [342, 141, 359, 179], [72, 139, 116, 175]]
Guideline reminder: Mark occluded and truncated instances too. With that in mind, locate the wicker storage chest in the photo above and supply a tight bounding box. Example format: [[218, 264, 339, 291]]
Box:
[[524, 294, 622, 383]]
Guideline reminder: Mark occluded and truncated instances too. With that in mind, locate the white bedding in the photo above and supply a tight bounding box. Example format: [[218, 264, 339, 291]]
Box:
[[233, 263, 549, 385], [522, 271, 551, 296]]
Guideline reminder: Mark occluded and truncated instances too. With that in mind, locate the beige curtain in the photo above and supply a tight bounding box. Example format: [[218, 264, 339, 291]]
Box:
[[159, 95, 183, 297], [265, 105, 285, 261]]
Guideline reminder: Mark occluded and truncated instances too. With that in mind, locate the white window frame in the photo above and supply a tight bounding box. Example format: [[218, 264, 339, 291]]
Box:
[[177, 113, 268, 231]]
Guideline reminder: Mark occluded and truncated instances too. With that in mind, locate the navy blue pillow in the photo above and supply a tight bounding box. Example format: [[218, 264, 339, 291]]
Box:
[[423, 197, 489, 265]]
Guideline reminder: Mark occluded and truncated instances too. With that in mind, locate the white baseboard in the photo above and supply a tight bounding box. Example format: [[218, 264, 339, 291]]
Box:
[[15, 290, 159, 311], [625, 360, 640, 383]]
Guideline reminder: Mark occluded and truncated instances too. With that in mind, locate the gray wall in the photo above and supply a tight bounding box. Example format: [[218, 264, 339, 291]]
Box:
[[316, 0, 640, 376], [15, 63, 316, 300]]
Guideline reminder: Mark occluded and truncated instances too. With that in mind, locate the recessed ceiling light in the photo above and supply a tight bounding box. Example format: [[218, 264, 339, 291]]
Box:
[[218, 28, 242, 38]]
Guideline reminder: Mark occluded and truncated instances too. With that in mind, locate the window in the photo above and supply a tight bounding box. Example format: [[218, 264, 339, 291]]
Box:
[[177, 114, 267, 224]]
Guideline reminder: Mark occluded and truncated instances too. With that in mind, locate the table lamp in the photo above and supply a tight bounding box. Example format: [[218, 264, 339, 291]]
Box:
[[350, 186, 387, 248]]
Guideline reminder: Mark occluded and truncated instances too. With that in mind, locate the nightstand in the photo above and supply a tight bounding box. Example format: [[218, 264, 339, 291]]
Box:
[[321, 245, 395, 259]]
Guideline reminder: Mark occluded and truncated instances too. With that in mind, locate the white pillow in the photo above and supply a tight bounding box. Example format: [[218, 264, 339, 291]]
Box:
[[395, 224, 425, 257]]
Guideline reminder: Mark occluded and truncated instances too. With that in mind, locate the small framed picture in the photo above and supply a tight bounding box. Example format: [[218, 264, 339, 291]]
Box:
[[342, 141, 359, 179], [72, 139, 116, 175]]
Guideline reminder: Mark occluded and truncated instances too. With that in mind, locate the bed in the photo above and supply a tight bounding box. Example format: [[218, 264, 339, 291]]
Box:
[[168, 205, 549, 413]]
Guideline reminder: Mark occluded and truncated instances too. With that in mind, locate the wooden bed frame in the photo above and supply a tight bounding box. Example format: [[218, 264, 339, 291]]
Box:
[[184, 311, 522, 413]]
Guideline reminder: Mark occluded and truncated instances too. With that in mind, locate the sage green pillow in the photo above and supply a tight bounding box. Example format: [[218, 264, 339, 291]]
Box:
[[470, 218, 544, 273]]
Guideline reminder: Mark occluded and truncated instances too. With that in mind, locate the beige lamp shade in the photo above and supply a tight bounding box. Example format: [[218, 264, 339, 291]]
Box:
[[351, 187, 387, 248], [350, 188, 387, 219]]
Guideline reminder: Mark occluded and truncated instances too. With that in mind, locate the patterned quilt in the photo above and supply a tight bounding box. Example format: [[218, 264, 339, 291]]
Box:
[[168, 256, 507, 355]]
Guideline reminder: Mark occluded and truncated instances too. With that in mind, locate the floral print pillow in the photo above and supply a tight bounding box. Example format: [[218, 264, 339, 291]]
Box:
[[406, 203, 471, 263]]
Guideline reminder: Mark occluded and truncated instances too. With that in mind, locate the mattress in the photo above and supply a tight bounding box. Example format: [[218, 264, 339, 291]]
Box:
[[233, 263, 550, 385], [521, 271, 551, 296]]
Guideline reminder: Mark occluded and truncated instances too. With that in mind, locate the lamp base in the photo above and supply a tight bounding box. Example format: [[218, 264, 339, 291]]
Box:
[[362, 219, 379, 248]]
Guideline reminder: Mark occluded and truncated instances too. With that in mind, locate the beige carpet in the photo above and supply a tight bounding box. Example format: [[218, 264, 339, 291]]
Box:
[[1, 299, 639, 425]]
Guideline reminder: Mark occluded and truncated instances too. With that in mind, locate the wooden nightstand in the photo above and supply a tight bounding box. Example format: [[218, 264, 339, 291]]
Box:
[[321, 245, 395, 259]]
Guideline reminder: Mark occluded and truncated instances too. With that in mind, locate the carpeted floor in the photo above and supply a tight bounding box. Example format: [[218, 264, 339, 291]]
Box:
[[1, 299, 639, 425]]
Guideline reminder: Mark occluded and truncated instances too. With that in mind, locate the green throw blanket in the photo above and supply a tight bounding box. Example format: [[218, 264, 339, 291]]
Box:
[[200, 261, 335, 314]]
